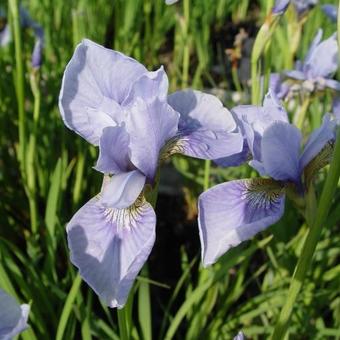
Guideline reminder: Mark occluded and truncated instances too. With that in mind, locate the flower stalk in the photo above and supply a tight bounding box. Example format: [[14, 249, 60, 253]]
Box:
[[271, 127, 340, 339], [8, 0, 26, 178]]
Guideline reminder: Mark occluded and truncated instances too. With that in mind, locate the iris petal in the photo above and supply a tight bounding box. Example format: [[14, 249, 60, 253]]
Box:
[[0, 289, 29, 339], [123, 66, 169, 106], [300, 114, 336, 170], [261, 121, 302, 182], [168, 90, 243, 160], [101, 170, 146, 209], [126, 97, 179, 180], [59, 39, 147, 145], [95, 126, 131, 174], [305, 31, 338, 79], [67, 196, 156, 308], [198, 179, 285, 266]]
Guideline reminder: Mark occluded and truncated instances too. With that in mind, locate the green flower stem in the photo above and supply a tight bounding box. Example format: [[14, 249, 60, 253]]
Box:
[[271, 127, 340, 339], [117, 307, 129, 340], [117, 172, 161, 340], [203, 160, 211, 191], [26, 71, 41, 234], [73, 147, 86, 208], [181, 0, 190, 89], [251, 13, 280, 105], [231, 66, 242, 94], [8, 0, 26, 177]]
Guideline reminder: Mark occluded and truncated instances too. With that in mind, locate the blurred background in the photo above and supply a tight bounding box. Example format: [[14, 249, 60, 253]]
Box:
[[0, 0, 340, 339]]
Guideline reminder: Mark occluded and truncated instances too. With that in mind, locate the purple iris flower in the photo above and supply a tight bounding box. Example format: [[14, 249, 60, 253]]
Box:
[[0, 288, 30, 339], [285, 29, 340, 92], [0, 6, 44, 68], [59, 39, 243, 308], [198, 91, 336, 266], [165, 0, 179, 4], [272, 0, 317, 16], [269, 73, 290, 100], [292, 0, 318, 15], [322, 4, 337, 22], [332, 96, 340, 124], [272, 0, 290, 15], [234, 331, 245, 340], [0, 7, 10, 46]]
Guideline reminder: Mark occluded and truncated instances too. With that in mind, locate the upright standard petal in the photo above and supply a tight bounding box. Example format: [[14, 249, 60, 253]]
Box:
[[101, 170, 146, 209], [168, 90, 243, 160], [169, 90, 236, 132], [198, 179, 285, 266], [269, 73, 290, 99], [261, 122, 302, 182], [214, 141, 249, 167], [0, 289, 29, 339], [304, 32, 338, 79], [232, 93, 288, 162], [67, 195, 156, 308], [126, 97, 179, 180], [123, 66, 169, 106], [95, 125, 131, 174], [59, 39, 146, 145], [299, 114, 336, 170]]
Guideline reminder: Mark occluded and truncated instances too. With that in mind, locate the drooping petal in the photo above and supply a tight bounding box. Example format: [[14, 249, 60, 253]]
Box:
[[299, 114, 336, 170], [324, 78, 340, 91], [0, 289, 30, 339], [59, 39, 146, 145], [285, 70, 306, 80], [67, 195, 156, 308], [214, 140, 249, 167], [165, 0, 179, 4], [305, 32, 338, 79], [198, 178, 285, 266], [168, 90, 237, 132], [261, 121, 302, 182], [101, 170, 146, 209], [125, 97, 179, 180], [123, 66, 169, 106], [175, 128, 244, 160], [167, 90, 243, 159], [95, 126, 131, 174]]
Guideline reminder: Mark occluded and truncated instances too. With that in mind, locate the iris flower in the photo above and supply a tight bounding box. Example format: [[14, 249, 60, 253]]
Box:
[[198, 91, 336, 266], [0, 288, 30, 340], [285, 29, 340, 92], [0, 6, 43, 68], [272, 0, 317, 16], [234, 331, 245, 339], [322, 4, 337, 22], [59, 39, 243, 308]]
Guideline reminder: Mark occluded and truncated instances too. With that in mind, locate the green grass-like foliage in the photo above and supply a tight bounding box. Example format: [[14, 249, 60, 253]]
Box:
[[0, 0, 339, 339]]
